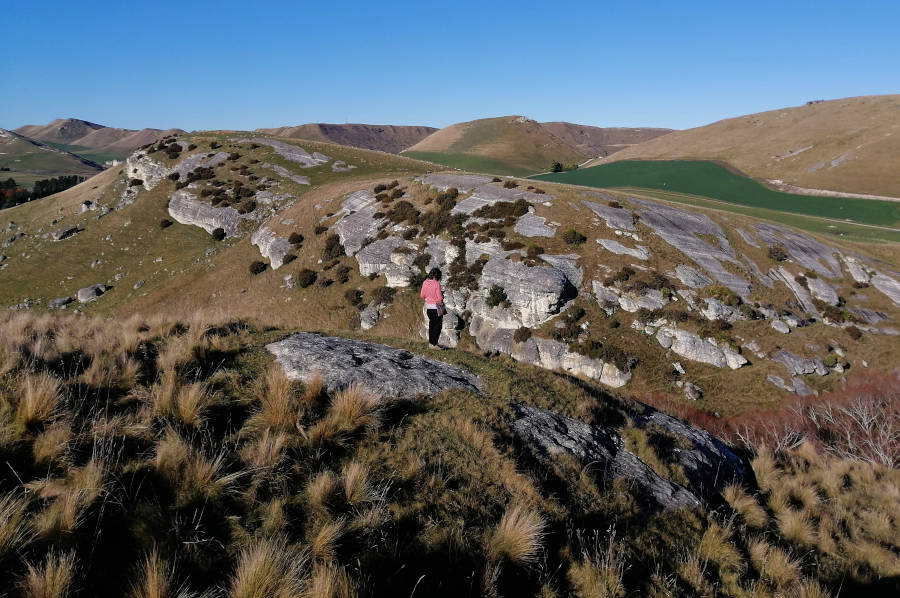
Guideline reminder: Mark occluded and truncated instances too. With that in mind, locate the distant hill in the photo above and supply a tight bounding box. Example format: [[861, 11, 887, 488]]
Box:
[[0, 128, 104, 187], [540, 122, 672, 157], [403, 115, 589, 176], [255, 123, 437, 154], [14, 118, 184, 163], [587, 95, 900, 198]]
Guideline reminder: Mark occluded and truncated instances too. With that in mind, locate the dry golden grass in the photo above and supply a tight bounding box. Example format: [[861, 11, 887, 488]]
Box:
[[308, 385, 380, 448], [154, 430, 239, 506], [751, 448, 781, 494], [307, 471, 339, 513], [20, 550, 77, 598], [256, 363, 298, 430], [747, 537, 801, 589], [723, 484, 769, 528], [29, 460, 105, 538], [567, 532, 626, 598], [173, 382, 212, 427], [341, 461, 371, 505], [0, 491, 31, 559], [696, 520, 744, 577], [776, 509, 817, 548], [304, 565, 357, 598], [128, 550, 173, 598], [17, 372, 62, 427], [228, 536, 308, 598], [301, 372, 325, 409], [240, 428, 289, 473], [310, 519, 345, 564], [32, 421, 72, 465], [486, 506, 545, 565]]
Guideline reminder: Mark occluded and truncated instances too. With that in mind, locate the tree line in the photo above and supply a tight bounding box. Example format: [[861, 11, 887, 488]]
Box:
[[0, 175, 85, 209]]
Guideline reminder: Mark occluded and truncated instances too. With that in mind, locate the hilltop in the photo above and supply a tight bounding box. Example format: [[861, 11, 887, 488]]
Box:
[[0, 128, 104, 188], [14, 118, 185, 163], [586, 95, 900, 198], [403, 116, 589, 176], [255, 123, 438, 154], [540, 122, 672, 157]]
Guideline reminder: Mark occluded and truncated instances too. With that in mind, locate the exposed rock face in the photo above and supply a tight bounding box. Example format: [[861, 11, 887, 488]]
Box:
[[583, 199, 635, 231], [261, 163, 310, 185], [842, 256, 870, 283], [514, 210, 556, 237], [416, 173, 493, 193], [769, 267, 818, 315], [771, 320, 791, 334], [770, 349, 827, 376], [674, 264, 712, 289], [251, 226, 293, 269], [247, 138, 330, 167], [331, 160, 356, 172], [681, 381, 703, 400], [355, 237, 417, 287], [266, 333, 480, 397], [767, 374, 795, 392], [735, 228, 759, 248], [168, 190, 241, 237], [871, 273, 900, 306], [656, 327, 747, 370], [511, 404, 700, 511], [700, 298, 746, 323], [52, 226, 80, 241], [418, 311, 461, 348], [597, 238, 649, 260], [807, 277, 839, 306], [126, 150, 229, 191], [77, 284, 108, 303], [618, 289, 666, 313], [332, 190, 384, 256], [478, 257, 573, 327], [754, 222, 841, 278], [539, 254, 583, 289], [50, 297, 73, 308], [630, 198, 751, 296], [450, 183, 552, 216]]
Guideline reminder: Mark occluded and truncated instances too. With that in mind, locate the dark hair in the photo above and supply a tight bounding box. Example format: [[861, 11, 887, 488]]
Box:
[[427, 268, 442, 281]]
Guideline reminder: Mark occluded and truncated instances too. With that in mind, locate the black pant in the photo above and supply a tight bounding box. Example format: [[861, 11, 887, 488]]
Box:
[[426, 309, 442, 346]]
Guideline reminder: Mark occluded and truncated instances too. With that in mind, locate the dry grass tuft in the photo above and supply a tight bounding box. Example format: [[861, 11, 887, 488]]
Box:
[[486, 506, 545, 566], [747, 537, 801, 589], [301, 372, 325, 408], [567, 531, 626, 598], [173, 383, 212, 427], [20, 550, 77, 598], [17, 372, 62, 427], [723, 484, 768, 528], [29, 460, 105, 538], [776, 509, 816, 548], [341, 461, 371, 505], [310, 519, 345, 564], [129, 549, 173, 598], [32, 421, 72, 465], [697, 520, 744, 577], [308, 385, 380, 448], [257, 363, 298, 430], [304, 565, 357, 598], [154, 430, 238, 506], [307, 471, 339, 512], [241, 428, 289, 473], [0, 491, 32, 559], [228, 536, 309, 598]]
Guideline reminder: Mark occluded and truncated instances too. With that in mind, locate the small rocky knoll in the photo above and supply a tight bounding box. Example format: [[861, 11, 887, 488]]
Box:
[[266, 333, 481, 397]]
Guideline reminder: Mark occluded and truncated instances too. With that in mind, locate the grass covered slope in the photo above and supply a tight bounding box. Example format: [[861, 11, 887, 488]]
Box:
[[403, 116, 588, 176], [254, 123, 438, 154], [540, 122, 673, 158], [533, 160, 900, 228], [0, 311, 897, 597], [588, 95, 900, 198], [0, 129, 104, 188]]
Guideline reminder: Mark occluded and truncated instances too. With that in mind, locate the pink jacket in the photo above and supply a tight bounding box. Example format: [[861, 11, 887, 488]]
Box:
[[419, 279, 443, 305]]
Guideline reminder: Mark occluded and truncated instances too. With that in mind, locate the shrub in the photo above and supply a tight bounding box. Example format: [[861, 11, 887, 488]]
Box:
[[386, 200, 419, 225], [370, 286, 396, 306], [390, 188, 404, 199], [314, 225, 328, 235], [282, 254, 297, 265], [344, 288, 363, 306], [502, 180, 518, 189], [486, 284, 508, 308], [322, 234, 345, 261], [472, 198, 529, 219], [491, 177, 502, 182], [336, 265, 352, 284], [402, 227, 418, 240], [211, 228, 226, 241], [513, 327, 532, 344], [562, 228, 587, 245], [237, 200, 257, 214], [167, 172, 180, 181], [387, 180, 399, 189], [318, 277, 333, 288], [768, 244, 789, 261], [373, 183, 387, 193], [852, 281, 869, 289], [296, 268, 317, 288], [706, 284, 742, 307], [129, 179, 143, 187], [210, 141, 221, 149], [288, 232, 304, 245], [228, 152, 241, 161], [187, 143, 197, 151], [249, 261, 267, 275], [846, 325, 863, 340], [502, 240, 524, 251], [608, 200, 622, 209], [159, 219, 173, 229], [551, 161, 563, 173]]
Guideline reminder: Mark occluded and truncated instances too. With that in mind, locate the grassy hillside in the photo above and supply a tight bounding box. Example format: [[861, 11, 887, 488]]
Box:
[[255, 123, 438, 154], [403, 116, 588, 176], [533, 160, 900, 229], [588, 95, 900, 198], [540, 122, 672, 157], [0, 129, 104, 185], [0, 311, 897, 597]]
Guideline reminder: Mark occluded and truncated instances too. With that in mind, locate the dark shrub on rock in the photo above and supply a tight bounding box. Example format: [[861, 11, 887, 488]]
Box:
[[503, 180, 518, 189], [167, 172, 180, 181], [846, 325, 863, 340], [513, 327, 532, 344], [129, 179, 143, 187], [297, 268, 317, 288], [336, 265, 352, 284], [486, 284, 508, 307], [322, 234, 345, 261], [282, 254, 297, 265], [390, 188, 404, 199], [187, 144, 197, 151], [211, 228, 226, 241], [562, 228, 587, 245], [318, 277, 334, 288], [370, 286, 396, 306], [491, 177, 502, 182], [768, 244, 789, 262], [249, 261, 267, 275], [473, 199, 529, 219], [608, 200, 622, 209], [159, 219, 173, 229], [314, 225, 328, 235], [344, 288, 363, 306], [289, 232, 304, 245]]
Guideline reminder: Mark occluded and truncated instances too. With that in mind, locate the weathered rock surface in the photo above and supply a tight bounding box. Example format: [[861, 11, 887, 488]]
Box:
[[266, 333, 480, 397], [807, 277, 839, 306], [451, 183, 551, 216], [597, 238, 649, 260], [355, 237, 417, 287], [416, 173, 493, 193], [539, 254, 583, 289], [771, 320, 791, 334], [248, 138, 330, 167], [770, 349, 827, 376], [754, 222, 842, 278], [331, 160, 356, 172], [656, 327, 747, 369], [77, 284, 108, 303], [52, 226, 81, 241], [251, 226, 293, 269], [674, 264, 712, 289], [700, 298, 746, 323], [629, 198, 752, 296], [261, 163, 310, 185], [512, 404, 700, 511], [767, 374, 795, 392], [49, 297, 73, 308], [514, 210, 556, 237], [618, 289, 666, 313], [333, 191, 384, 256], [583, 199, 635, 231], [168, 190, 241, 237], [769, 267, 818, 315], [871, 273, 900, 306], [842, 256, 870, 283], [478, 257, 573, 327]]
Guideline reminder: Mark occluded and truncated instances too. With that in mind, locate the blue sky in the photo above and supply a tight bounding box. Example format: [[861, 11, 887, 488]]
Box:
[[2, 1, 898, 131]]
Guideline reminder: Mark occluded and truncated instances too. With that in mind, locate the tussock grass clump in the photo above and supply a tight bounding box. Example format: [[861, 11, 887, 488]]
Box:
[[486, 506, 545, 565], [17, 372, 62, 428], [0, 491, 31, 560], [308, 385, 380, 448], [20, 550, 77, 598], [228, 536, 308, 598], [567, 531, 626, 598]]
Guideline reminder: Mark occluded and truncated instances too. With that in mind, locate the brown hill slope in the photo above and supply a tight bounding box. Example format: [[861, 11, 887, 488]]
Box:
[[403, 115, 589, 175], [586, 95, 900, 197], [256, 123, 437, 153], [540, 122, 672, 157], [0, 128, 104, 182], [14, 118, 184, 154]]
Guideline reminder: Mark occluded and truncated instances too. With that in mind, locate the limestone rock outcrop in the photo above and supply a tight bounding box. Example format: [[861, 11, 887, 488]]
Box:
[[251, 226, 294, 269], [656, 327, 747, 370], [168, 190, 241, 237]]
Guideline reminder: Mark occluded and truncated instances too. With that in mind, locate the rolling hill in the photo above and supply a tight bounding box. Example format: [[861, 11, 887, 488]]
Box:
[[403, 115, 590, 176], [586, 95, 900, 198], [14, 118, 185, 163], [0, 128, 104, 187], [540, 122, 672, 157], [255, 122, 438, 153]]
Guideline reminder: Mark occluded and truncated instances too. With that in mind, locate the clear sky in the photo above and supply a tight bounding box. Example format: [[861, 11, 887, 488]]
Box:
[[2, 0, 898, 132]]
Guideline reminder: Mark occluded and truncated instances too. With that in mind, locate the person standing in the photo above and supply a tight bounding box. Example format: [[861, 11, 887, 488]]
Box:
[[420, 268, 445, 348]]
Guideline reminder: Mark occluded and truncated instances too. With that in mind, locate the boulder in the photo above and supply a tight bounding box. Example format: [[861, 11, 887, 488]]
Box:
[[416, 173, 493, 193], [771, 320, 791, 334], [511, 404, 700, 511], [49, 297, 73, 308], [682, 382, 703, 400], [247, 138, 330, 167], [355, 237, 417, 287], [77, 284, 108, 303], [251, 226, 294, 269], [842, 256, 870, 283], [754, 222, 842, 278], [807, 277, 839, 306], [769, 267, 818, 315], [514, 210, 556, 237], [655, 327, 747, 370], [52, 226, 81, 241], [168, 190, 241, 237], [266, 332, 480, 397], [871, 273, 900, 306], [333, 191, 384, 256], [674, 264, 712, 289], [700, 298, 746, 323], [477, 257, 573, 327], [597, 238, 649, 260], [539, 254, 583, 288], [770, 349, 827, 376], [261, 163, 310, 185], [618, 289, 666, 313], [583, 198, 635, 231]]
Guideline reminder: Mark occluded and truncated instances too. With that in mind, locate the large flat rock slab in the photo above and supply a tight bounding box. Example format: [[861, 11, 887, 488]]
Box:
[[266, 333, 480, 398]]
